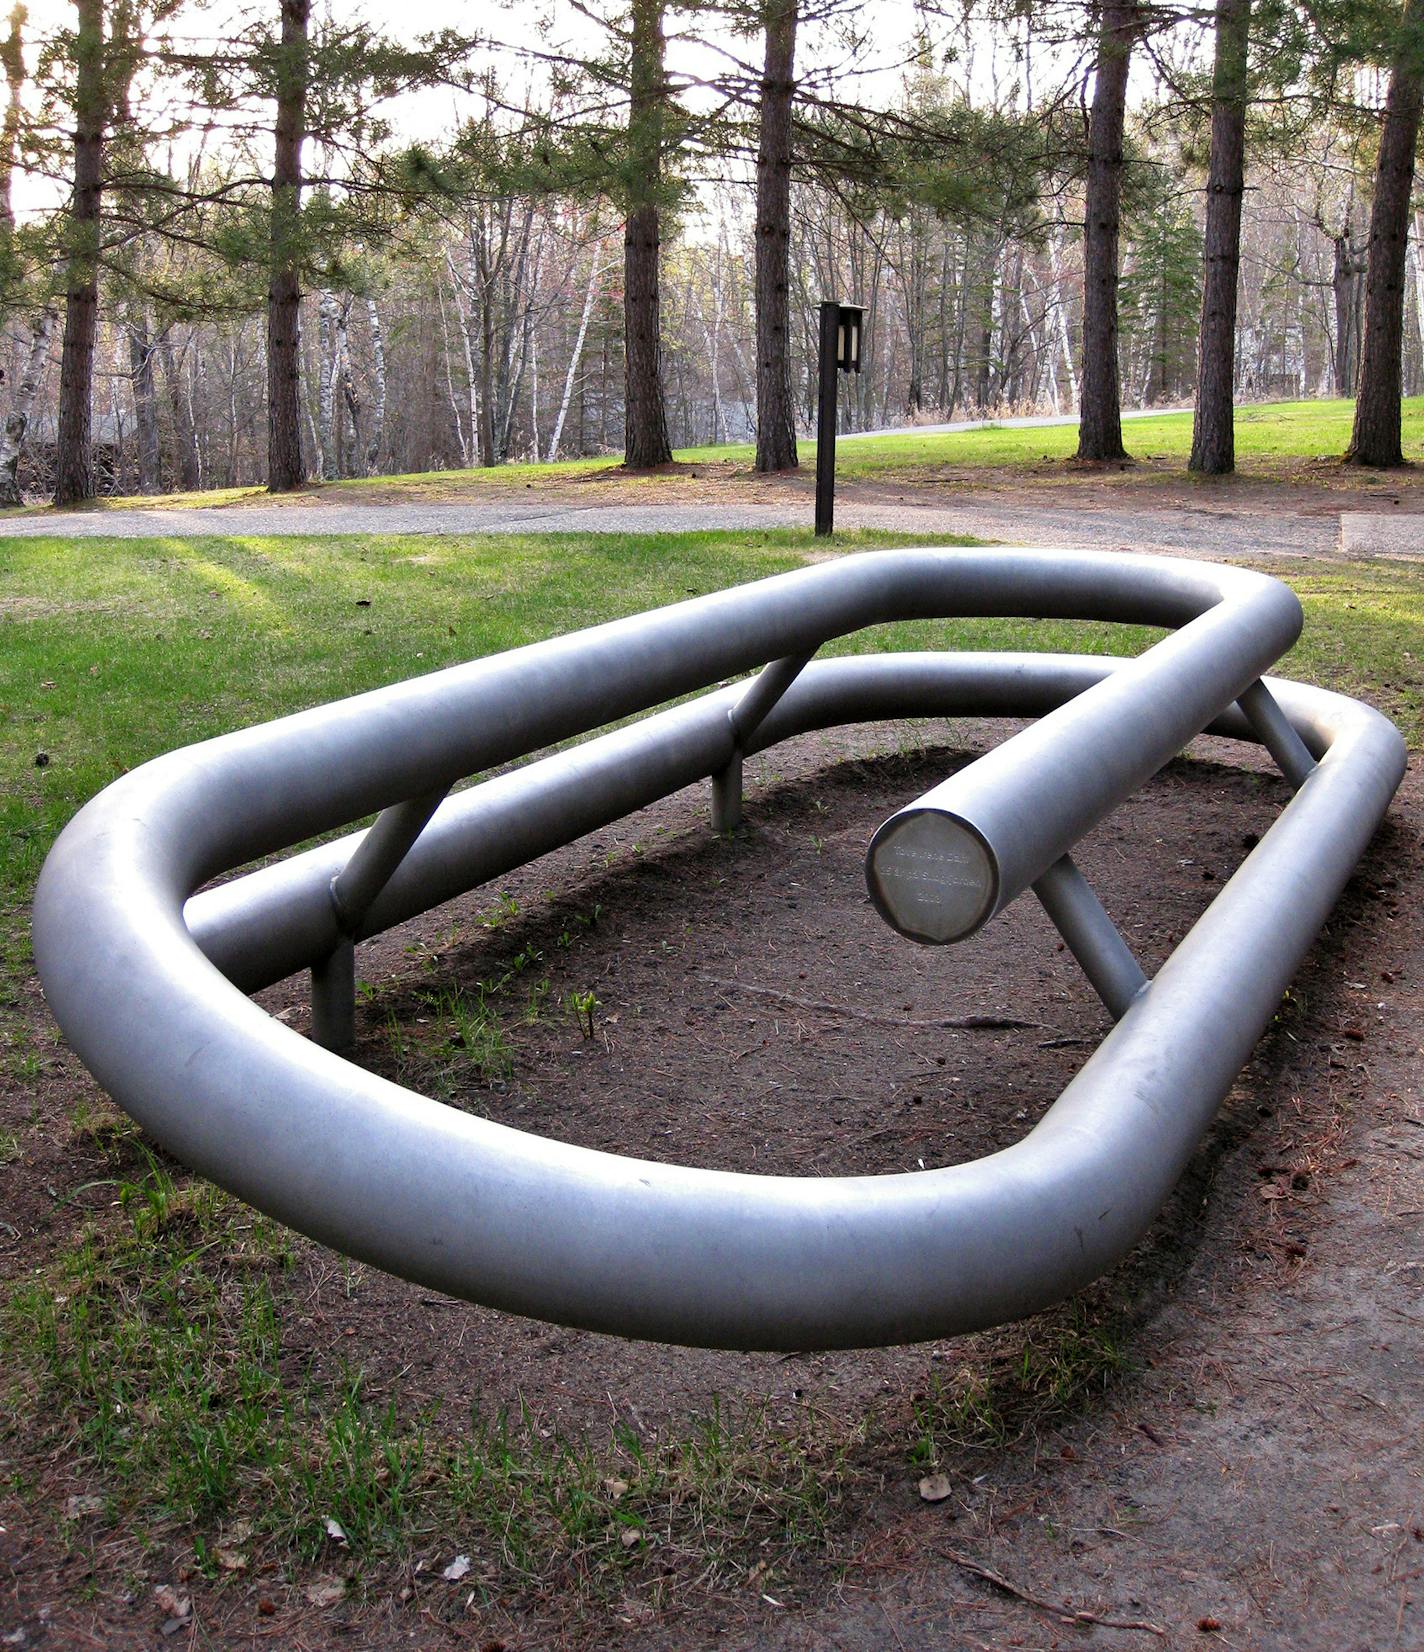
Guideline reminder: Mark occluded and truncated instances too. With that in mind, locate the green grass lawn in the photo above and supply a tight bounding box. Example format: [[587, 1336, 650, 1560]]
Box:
[[683, 396, 1424, 479], [328, 396, 1424, 487], [3, 526, 1419, 941], [1, 524, 1420, 1619], [7, 397, 1420, 520]]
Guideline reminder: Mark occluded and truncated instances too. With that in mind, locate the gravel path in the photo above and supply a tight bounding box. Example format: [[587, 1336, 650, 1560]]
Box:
[[0, 493, 1350, 559]]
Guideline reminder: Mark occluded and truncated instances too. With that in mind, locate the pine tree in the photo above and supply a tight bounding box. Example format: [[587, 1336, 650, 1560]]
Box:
[[1189, 0, 1251, 474], [1346, 0, 1424, 466]]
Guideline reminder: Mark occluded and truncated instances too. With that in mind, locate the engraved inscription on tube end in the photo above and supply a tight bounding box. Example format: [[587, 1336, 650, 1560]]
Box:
[[865, 809, 997, 944]]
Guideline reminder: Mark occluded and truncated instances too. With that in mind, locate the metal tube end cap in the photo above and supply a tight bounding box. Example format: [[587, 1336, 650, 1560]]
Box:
[[865, 809, 999, 944]]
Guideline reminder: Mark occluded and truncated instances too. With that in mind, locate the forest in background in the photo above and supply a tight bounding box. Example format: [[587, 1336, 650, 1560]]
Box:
[[2, 0, 1424, 500]]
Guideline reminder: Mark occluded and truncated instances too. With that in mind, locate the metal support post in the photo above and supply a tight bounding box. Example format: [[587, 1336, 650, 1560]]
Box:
[[1237, 679, 1317, 789], [711, 750, 743, 832], [310, 936, 356, 1051], [330, 787, 449, 931], [814, 301, 840, 536], [711, 652, 815, 831], [310, 785, 449, 1051], [1032, 854, 1147, 1020]]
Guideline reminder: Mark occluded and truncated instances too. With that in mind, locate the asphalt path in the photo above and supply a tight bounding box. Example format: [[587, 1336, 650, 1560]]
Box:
[[0, 492, 1356, 559]]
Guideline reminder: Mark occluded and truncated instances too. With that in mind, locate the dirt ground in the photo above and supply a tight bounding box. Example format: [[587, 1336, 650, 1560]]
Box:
[[1, 720, 1421, 1651], [333, 451, 1424, 520]]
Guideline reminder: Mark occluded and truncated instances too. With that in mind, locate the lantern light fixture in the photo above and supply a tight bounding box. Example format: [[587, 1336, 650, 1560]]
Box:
[[836, 305, 863, 374]]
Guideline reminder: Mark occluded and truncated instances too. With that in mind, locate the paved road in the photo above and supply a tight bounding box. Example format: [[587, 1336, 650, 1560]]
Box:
[[0, 493, 1355, 560]]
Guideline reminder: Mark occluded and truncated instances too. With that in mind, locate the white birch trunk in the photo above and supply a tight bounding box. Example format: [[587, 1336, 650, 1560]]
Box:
[[336, 297, 359, 475], [1048, 228, 1078, 409], [317, 288, 339, 480], [529, 330, 540, 462], [365, 297, 386, 475], [547, 240, 604, 462], [0, 311, 53, 504], [1027, 285, 1058, 412], [444, 247, 479, 460], [435, 279, 470, 466]]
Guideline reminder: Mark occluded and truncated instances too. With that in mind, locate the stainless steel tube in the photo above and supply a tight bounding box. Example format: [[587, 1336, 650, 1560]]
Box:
[[32, 550, 1402, 1350], [865, 561, 1302, 943], [186, 654, 1305, 996]]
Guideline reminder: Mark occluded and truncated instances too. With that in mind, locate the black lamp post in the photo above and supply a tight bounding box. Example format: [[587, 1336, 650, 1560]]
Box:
[[814, 299, 863, 537]]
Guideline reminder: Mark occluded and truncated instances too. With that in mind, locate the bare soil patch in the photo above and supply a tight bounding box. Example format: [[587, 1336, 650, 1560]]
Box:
[[1, 724, 1419, 1651]]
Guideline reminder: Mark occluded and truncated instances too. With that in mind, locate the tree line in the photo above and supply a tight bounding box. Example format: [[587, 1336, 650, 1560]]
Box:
[[3, 0, 1424, 505]]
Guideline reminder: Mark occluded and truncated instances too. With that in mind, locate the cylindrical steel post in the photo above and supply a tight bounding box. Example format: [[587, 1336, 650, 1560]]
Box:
[[330, 786, 449, 934], [814, 302, 840, 536], [865, 566, 1304, 944], [310, 937, 355, 1052], [711, 750, 743, 832], [1032, 854, 1147, 1019], [728, 652, 814, 746], [1237, 678, 1317, 789]]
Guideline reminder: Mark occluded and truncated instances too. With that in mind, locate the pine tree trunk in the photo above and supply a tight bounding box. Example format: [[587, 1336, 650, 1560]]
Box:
[[126, 311, 162, 492], [54, 0, 104, 506], [0, 310, 53, 504], [1189, 0, 1250, 475], [267, 0, 309, 492], [1347, 0, 1424, 467], [1076, 0, 1137, 462], [754, 0, 797, 472], [623, 0, 672, 468]]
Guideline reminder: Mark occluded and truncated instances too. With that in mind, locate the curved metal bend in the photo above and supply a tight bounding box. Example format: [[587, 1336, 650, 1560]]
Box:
[[32, 550, 1404, 1350]]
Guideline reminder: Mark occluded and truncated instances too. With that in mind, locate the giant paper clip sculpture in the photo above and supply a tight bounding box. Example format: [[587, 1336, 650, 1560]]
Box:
[[34, 551, 1404, 1350]]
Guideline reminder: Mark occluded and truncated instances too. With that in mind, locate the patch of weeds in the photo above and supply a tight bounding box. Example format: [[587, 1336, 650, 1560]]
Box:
[[4, 1039, 41, 1082], [68, 1094, 140, 1160], [424, 987, 514, 1080], [284, 1371, 431, 1557], [2, 1161, 863, 1605], [1, 1160, 296, 1522], [909, 1368, 1008, 1463], [523, 976, 552, 1024], [381, 1010, 420, 1080], [0, 1128, 19, 1166], [480, 891, 520, 930], [904, 1305, 1133, 1465], [554, 903, 602, 952], [447, 1397, 854, 1598]]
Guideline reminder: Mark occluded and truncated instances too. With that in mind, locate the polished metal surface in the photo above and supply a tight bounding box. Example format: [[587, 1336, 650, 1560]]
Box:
[[32, 549, 1405, 1350]]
